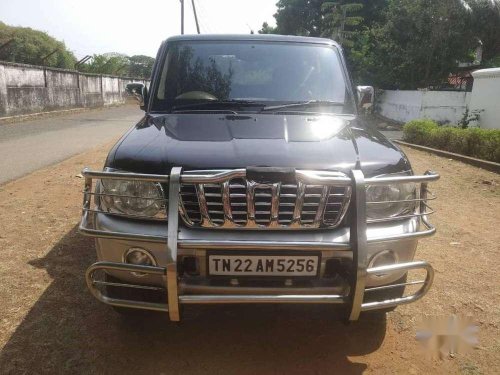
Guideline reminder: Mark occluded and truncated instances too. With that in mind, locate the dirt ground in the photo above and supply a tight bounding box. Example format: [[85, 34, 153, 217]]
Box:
[[0, 142, 498, 374]]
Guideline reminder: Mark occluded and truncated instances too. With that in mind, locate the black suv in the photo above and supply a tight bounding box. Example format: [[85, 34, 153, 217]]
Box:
[[80, 34, 439, 321]]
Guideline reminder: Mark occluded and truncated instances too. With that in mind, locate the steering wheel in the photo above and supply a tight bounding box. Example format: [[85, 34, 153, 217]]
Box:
[[175, 91, 218, 101]]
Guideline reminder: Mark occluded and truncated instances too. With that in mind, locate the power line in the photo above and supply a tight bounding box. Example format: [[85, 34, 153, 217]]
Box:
[[191, 0, 200, 34], [180, 0, 185, 34]]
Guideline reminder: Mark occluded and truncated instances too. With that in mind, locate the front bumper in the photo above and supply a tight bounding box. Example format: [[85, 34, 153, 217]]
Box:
[[80, 167, 439, 321]]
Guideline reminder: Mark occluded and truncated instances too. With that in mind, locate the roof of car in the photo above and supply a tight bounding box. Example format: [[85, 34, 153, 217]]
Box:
[[165, 34, 339, 47]]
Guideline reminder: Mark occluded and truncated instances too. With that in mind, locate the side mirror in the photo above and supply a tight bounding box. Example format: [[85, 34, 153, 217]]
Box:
[[356, 85, 374, 110], [126, 82, 148, 110]]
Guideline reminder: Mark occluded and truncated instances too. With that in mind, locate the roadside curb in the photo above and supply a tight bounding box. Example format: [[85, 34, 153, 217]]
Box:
[[393, 140, 500, 174], [0, 103, 129, 126]]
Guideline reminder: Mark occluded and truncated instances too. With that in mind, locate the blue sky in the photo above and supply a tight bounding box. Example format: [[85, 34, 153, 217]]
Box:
[[0, 0, 277, 58]]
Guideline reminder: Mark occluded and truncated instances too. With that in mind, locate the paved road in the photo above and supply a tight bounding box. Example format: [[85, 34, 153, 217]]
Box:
[[380, 130, 403, 140], [0, 106, 142, 184]]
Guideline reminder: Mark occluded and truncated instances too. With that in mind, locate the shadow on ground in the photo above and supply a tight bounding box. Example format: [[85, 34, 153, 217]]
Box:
[[0, 226, 387, 374]]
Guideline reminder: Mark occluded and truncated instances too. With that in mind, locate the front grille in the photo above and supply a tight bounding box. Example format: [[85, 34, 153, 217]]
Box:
[[179, 171, 351, 229]]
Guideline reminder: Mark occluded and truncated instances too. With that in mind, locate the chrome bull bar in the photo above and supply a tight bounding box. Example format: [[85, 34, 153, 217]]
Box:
[[80, 167, 439, 321], [86, 260, 434, 312]]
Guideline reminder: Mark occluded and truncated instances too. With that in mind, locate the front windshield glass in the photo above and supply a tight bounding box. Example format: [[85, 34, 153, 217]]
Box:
[[152, 41, 353, 113]]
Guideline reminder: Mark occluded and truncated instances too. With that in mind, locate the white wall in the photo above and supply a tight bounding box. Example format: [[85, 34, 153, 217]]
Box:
[[377, 90, 471, 124], [469, 68, 500, 129], [0, 61, 150, 118]]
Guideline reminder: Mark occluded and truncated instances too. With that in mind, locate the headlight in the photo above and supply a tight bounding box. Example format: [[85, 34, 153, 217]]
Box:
[[366, 174, 417, 220], [99, 179, 166, 218]]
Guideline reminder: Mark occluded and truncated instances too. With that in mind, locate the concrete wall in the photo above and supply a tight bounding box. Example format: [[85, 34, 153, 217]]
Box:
[[469, 68, 500, 129], [377, 90, 471, 124], [0, 61, 149, 118]]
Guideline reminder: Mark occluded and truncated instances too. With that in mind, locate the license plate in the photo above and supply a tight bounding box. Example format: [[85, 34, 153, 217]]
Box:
[[208, 254, 320, 277]]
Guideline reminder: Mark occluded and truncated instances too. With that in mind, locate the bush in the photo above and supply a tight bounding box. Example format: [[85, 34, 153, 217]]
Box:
[[403, 119, 500, 163]]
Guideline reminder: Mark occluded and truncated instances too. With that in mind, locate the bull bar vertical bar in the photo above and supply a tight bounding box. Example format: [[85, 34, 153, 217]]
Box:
[[167, 167, 182, 321], [348, 170, 367, 320], [82, 167, 93, 213]]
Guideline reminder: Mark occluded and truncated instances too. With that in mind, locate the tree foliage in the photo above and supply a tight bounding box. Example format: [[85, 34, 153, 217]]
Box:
[[260, 0, 325, 36], [0, 21, 76, 68], [128, 55, 155, 78], [260, 0, 500, 89], [0, 21, 155, 78], [468, 0, 500, 62], [356, 0, 476, 89], [77, 53, 155, 78], [79, 53, 130, 75], [321, 2, 364, 47], [78, 53, 154, 78]]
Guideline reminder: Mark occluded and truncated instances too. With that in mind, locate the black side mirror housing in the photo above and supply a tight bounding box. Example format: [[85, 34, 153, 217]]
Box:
[[126, 82, 148, 111], [356, 85, 374, 111]]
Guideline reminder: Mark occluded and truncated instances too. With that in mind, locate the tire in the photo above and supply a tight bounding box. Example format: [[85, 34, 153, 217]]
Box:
[[104, 274, 166, 316], [363, 274, 407, 314]]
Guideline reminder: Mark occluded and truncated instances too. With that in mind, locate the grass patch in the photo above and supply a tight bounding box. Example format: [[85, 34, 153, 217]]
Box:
[[403, 119, 500, 163]]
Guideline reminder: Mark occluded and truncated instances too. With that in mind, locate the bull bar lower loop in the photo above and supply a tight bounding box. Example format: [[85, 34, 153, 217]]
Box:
[[86, 260, 434, 312]]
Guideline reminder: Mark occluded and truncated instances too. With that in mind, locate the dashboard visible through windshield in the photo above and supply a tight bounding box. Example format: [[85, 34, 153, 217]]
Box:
[[152, 41, 354, 114]]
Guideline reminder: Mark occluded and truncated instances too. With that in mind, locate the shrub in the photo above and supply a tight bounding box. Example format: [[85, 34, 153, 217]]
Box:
[[403, 119, 500, 163]]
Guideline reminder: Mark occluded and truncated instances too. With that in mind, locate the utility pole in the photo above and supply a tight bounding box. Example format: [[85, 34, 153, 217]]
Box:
[[191, 0, 200, 34], [180, 0, 185, 34], [338, 6, 347, 46]]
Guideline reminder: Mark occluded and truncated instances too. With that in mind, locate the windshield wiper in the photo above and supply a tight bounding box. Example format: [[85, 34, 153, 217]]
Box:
[[171, 100, 265, 112], [260, 100, 344, 112]]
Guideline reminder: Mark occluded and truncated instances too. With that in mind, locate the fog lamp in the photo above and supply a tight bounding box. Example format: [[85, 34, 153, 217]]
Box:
[[123, 248, 157, 277], [368, 250, 397, 279]]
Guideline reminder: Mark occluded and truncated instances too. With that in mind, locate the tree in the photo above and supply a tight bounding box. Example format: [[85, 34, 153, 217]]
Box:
[[468, 0, 500, 62], [321, 2, 364, 47], [259, 0, 497, 88], [259, 0, 384, 37], [258, 22, 278, 34], [0, 21, 76, 68], [355, 0, 388, 27], [79, 53, 155, 77], [363, 0, 477, 89], [260, 0, 325, 36], [128, 55, 155, 78], [79, 53, 130, 75]]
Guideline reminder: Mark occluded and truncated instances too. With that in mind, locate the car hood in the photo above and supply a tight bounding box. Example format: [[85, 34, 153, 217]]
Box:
[[107, 113, 410, 177]]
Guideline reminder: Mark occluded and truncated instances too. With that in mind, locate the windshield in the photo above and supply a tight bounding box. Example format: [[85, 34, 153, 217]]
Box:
[[152, 41, 354, 113]]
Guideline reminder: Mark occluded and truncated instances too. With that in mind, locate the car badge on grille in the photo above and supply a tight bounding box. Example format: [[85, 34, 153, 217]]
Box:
[[246, 166, 296, 184]]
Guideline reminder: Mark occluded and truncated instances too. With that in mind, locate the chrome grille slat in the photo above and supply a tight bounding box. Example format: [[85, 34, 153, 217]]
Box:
[[313, 186, 329, 228], [246, 180, 257, 227], [269, 183, 281, 227], [195, 184, 215, 227], [221, 181, 234, 228], [179, 170, 351, 229]]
